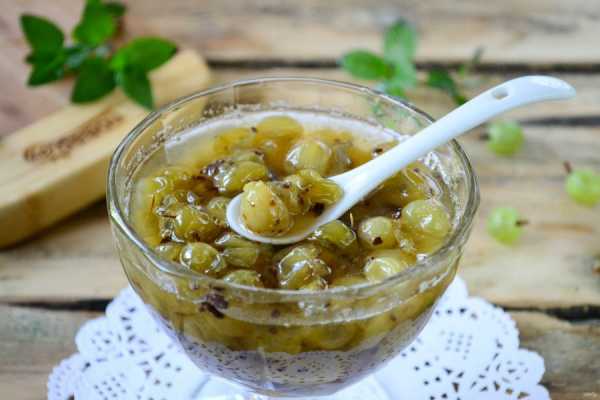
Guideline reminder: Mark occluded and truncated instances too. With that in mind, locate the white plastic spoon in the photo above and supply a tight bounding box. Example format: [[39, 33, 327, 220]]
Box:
[[227, 75, 575, 244]]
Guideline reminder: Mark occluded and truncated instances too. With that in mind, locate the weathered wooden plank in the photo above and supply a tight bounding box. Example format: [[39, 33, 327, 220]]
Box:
[[3, 0, 600, 132], [122, 0, 600, 66], [0, 305, 98, 400], [512, 311, 600, 398], [212, 69, 600, 122], [0, 305, 597, 399], [0, 121, 598, 308], [0, 203, 128, 301], [3, 65, 600, 136], [5, 0, 600, 67]]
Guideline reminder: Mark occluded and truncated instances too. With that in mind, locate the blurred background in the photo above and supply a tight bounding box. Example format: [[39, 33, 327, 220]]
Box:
[[1, 1, 599, 399]]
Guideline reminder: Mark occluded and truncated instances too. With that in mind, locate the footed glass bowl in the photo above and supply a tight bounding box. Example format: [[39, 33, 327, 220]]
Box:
[[107, 78, 479, 397]]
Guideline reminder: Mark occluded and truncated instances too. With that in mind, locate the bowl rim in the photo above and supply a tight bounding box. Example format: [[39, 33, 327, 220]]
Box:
[[107, 76, 480, 300]]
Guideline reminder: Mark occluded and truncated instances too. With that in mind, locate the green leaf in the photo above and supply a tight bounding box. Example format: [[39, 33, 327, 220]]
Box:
[[20, 15, 64, 57], [25, 51, 56, 65], [426, 69, 467, 105], [110, 37, 177, 72], [340, 50, 390, 80], [27, 50, 67, 86], [384, 20, 417, 66], [116, 67, 153, 108], [105, 2, 126, 18], [82, 0, 126, 17], [73, 1, 116, 46], [71, 57, 116, 102]]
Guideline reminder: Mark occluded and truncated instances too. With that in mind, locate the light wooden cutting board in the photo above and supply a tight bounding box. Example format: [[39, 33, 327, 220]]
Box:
[[0, 50, 211, 247]]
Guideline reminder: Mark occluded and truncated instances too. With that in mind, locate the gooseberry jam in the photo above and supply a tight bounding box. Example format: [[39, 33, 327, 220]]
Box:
[[124, 111, 459, 396]]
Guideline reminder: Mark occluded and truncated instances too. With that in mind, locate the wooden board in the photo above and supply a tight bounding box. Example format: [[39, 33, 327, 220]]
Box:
[[128, 0, 600, 66], [0, 306, 98, 400], [510, 312, 600, 398], [3, 1, 600, 132], [213, 69, 600, 121], [5, 0, 600, 65]]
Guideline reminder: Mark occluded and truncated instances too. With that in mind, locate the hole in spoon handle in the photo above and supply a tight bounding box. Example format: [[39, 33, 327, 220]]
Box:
[[491, 87, 509, 100]]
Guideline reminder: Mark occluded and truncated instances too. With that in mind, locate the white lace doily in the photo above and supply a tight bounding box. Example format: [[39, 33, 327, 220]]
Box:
[[48, 277, 549, 400]]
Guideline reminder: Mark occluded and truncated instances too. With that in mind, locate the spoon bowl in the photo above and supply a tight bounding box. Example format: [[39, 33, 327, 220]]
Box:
[[227, 75, 575, 244]]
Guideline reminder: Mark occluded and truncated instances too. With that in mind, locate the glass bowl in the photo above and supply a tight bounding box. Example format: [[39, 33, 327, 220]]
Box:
[[107, 77, 479, 397]]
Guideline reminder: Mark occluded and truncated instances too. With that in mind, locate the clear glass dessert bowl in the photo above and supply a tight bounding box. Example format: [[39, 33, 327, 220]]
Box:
[[107, 77, 479, 397]]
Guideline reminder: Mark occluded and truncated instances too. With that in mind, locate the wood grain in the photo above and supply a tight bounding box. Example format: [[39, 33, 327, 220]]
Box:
[[213, 69, 600, 122], [129, 0, 600, 65], [511, 312, 600, 398], [3, 0, 600, 132], [0, 305, 98, 400], [6, 0, 598, 65], [2, 0, 600, 64]]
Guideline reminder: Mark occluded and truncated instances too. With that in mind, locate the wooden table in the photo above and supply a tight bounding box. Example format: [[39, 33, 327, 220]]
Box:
[[1, 1, 599, 399]]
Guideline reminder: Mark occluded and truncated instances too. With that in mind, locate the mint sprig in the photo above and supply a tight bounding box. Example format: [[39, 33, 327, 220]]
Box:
[[19, 0, 177, 109], [340, 20, 473, 105], [71, 57, 115, 102]]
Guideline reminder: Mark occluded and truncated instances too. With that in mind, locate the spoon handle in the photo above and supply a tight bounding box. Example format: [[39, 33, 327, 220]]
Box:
[[334, 75, 575, 202]]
